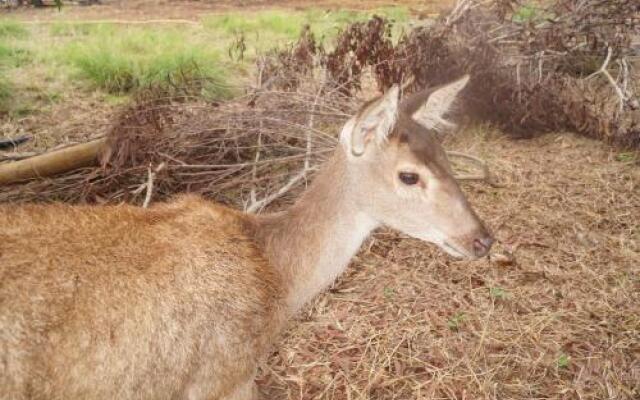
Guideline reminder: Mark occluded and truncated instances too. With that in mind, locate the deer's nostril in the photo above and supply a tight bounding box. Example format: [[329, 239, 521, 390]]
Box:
[[473, 237, 494, 257]]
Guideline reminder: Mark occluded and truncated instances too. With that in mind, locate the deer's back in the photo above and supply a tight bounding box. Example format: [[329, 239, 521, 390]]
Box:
[[0, 196, 285, 399]]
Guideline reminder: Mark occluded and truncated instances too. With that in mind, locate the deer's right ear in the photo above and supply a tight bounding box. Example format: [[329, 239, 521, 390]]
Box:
[[404, 75, 469, 131], [341, 85, 400, 157]]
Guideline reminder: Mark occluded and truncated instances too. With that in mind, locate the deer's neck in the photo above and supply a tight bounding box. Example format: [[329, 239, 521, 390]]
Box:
[[254, 149, 378, 314]]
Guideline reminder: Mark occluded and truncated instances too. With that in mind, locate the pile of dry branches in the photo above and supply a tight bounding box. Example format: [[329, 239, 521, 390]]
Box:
[[0, 81, 355, 207], [266, 0, 640, 146]]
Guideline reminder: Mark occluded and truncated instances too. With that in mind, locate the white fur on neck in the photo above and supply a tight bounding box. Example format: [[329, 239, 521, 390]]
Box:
[[287, 210, 378, 313]]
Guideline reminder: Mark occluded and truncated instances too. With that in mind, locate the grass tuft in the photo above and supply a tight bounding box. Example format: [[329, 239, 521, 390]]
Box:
[[206, 10, 303, 39], [203, 7, 409, 49], [556, 354, 570, 369], [0, 43, 32, 68], [0, 19, 29, 39], [0, 77, 11, 114], [512, 2, 546, 23], [49, 22, 116, 37], [59, 27, 231, 97]]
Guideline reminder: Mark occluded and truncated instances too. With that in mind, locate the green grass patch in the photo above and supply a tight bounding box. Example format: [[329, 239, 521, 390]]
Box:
[[206, 10, 305, 39], [0, 43, 32, 68], [49, 22, 116, 37], [203, 7, 409, 50], [0, 19, 29, 39], [0, 77, 11, 114], [556, 354, 570, 369], [512, 2, 554, 24], [615, 152, 637, 163], [0, 7, 409, 117], [513, 4, 539, 22], [447, 312, 466, 331], [58, 26, 231, 97], [489, 287, 509, 300]]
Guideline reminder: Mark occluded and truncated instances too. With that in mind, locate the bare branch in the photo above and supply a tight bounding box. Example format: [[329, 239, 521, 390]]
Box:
[[245, 170, 307, 213], [142, 163, 166, 208], [250, 122, 263, 205], [585, 46, 628, 113], [446, 151, 504, 188]]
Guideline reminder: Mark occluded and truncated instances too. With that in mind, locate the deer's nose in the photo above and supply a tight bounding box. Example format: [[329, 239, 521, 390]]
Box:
[[472, 236, 494, 258]]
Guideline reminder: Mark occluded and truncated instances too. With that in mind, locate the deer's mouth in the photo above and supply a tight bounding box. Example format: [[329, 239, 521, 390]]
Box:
[[442, 241, 478, 260], [442, 240, 473, 259]]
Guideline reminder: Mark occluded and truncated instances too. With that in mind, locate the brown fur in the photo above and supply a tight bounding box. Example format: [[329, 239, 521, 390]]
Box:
[[1, 197, 285, 399]]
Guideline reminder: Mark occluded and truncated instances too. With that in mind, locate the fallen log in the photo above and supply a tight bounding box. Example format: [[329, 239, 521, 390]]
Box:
[[0, 138, 106, 185]]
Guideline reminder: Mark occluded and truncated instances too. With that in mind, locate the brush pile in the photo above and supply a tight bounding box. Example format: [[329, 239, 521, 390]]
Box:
[[265, 0, 640, 146], [0, 81, 355, 207]]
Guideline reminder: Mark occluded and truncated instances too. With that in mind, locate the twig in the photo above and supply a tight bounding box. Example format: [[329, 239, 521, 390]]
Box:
[[250, 122, 263, 205], [446, 151, 504, 187], [142, 163, 166, 208], [585, 46, 628, 113], [169, 150, 332, 171], [445, 0, 473, 27], [245, 170, 307, 213], [537, 51, 544, 83]]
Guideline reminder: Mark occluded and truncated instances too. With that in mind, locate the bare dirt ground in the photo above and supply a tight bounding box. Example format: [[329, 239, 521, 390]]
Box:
[[260, 128, 640, 399]]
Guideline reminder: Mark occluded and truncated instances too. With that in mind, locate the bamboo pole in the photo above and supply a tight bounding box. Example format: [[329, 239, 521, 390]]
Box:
[[0, 138, 107, 185]]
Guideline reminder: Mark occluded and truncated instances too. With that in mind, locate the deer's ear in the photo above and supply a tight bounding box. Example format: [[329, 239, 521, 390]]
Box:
[[410, 75, 469, 131], [341, 85, 400, 157]]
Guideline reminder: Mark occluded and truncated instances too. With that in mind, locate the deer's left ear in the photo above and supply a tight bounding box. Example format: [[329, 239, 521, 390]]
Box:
[[406, 75, 469, 131], [341, 85, 400, 157]]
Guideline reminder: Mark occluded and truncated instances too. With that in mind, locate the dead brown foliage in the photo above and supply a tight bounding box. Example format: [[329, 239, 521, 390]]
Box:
[[265, 0, 640, 147], [260, 25, 320, 91], [322, 16, 395, 95]]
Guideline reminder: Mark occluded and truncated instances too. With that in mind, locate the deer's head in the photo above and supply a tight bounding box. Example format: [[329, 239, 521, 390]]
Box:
[[340, 76, 493, 259]]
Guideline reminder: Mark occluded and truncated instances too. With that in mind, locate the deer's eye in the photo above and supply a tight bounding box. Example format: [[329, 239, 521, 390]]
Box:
[[398, 172, 420, 185]]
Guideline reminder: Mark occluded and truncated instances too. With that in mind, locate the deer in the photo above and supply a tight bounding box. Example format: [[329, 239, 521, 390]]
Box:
[[0, 75, 493, 400]]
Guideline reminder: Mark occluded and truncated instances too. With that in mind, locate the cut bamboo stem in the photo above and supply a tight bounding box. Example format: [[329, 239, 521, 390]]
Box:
[[0, 138, 106, 185]]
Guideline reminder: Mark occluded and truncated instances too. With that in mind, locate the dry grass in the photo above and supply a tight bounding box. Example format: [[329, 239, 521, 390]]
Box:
[[259, 128, 640, 399], [0, 86, 115, 152]]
